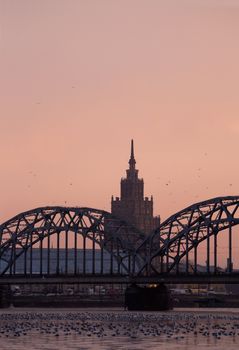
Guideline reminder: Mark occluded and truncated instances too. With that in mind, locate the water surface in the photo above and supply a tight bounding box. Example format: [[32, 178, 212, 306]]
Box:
[[0, 308, 239, 349]]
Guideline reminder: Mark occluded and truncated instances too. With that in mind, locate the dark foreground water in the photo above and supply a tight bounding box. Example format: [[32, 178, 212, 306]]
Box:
[[1, 308, 239, 349]]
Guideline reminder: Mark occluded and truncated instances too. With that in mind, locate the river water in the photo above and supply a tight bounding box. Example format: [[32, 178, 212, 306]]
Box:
[[1, 308, 239, 349]]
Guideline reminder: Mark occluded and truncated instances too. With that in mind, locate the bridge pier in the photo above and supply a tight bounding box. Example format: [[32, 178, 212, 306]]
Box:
[[125, 283, 171, 311], [0, 285, 11, 308]]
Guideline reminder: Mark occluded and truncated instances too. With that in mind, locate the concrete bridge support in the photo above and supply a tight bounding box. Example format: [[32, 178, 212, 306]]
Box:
[[0, 285, 11, 308], [125, 283, 171, 311]]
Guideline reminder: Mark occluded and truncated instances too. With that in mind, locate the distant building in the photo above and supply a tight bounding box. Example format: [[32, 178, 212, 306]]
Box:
[[111, 140, 160, 234]]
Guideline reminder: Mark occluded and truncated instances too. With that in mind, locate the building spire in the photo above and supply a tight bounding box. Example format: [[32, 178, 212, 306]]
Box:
[[131, 139, 134, 159], [129, 139, 136, 170]]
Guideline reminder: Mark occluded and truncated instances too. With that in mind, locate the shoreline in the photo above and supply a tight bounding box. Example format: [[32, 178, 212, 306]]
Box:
[[1, 306, 239, 314]]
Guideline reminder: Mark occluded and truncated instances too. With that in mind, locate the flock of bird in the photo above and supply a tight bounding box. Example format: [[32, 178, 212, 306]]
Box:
[[0, 310, 239, 343]]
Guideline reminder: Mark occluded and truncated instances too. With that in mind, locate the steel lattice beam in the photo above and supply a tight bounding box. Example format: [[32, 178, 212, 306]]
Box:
[[0, 207, 145, 276]]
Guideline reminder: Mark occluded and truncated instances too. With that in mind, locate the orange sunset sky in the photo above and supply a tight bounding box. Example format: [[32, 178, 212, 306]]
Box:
[[1, 0, 239, 234]]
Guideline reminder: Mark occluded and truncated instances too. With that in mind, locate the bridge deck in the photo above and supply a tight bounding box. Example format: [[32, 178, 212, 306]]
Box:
[[1, 274, 239, 285]]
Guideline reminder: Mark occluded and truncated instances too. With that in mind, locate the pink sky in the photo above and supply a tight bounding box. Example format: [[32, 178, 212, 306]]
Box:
[[1, 1, 239, 265]]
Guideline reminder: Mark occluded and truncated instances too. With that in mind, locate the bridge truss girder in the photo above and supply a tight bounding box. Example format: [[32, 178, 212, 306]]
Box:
[[136, 196, 239, 276], [0, 207, 145, 277], [1, 196, 239, 279]]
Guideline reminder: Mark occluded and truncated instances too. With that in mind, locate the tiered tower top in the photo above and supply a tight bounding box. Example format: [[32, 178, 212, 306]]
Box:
[[111, 140, 160, 234]]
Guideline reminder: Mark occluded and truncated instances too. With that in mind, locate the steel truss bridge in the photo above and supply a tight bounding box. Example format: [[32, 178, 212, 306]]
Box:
[[1, 196, 239, 285]]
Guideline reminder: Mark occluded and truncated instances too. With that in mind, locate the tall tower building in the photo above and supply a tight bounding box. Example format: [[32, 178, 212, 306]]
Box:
[[111, 140, 160, 234]]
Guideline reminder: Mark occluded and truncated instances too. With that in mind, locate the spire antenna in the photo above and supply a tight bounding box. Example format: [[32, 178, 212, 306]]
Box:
[[131, 139, 134, 159], [129, 139, 136, 170]]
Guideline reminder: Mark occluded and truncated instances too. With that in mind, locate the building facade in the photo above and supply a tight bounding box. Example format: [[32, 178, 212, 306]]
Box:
[[111, 140, 160, 234]]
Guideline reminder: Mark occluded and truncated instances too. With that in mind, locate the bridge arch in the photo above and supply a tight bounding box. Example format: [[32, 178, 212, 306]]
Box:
[[136, 196, 239, 276], [0, 207, 145, 276]]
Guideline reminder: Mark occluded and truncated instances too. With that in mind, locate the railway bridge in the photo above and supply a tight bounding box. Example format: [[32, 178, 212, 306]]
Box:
[[1, 196, 239, 308]]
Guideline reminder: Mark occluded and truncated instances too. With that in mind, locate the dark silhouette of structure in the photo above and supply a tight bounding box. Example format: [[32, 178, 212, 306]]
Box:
[[2, 144, 239, 310], [111, 140, 160, 234], [1, 196, 238, 281], [1, 197, 239, 310]]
